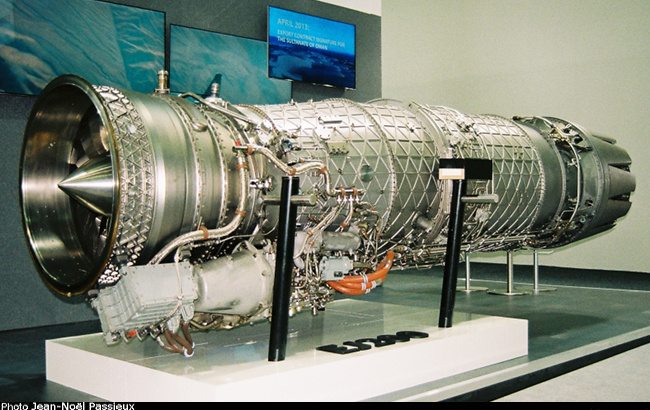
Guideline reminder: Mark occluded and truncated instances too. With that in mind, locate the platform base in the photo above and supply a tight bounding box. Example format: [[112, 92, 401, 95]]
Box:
[[457, 283, 489, 293], [456, 277, 488, 292], [46, 300, 527, 402], [518, 286, 558, 293], [487, 289, 531, 296]]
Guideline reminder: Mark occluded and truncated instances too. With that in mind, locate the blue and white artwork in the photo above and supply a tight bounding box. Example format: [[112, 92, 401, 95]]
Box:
[[0, 0, 164, 95], [268, 7, 356, 89], [170, 25, 291, 105]]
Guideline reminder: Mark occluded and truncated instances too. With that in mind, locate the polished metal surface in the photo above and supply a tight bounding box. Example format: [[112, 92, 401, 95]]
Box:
[[19, 75, 635, 350], [20, 77, 120, 296]]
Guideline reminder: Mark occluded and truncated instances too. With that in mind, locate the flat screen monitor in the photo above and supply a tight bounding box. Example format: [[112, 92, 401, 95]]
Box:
[[268, 6, 356, 89]]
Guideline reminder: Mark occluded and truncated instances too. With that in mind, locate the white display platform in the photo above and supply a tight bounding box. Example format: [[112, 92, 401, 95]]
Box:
[[46, 300, 527, 401]]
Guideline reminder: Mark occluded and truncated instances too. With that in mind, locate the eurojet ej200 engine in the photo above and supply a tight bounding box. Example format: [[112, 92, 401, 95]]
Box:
[[20, 74, 635, 355]]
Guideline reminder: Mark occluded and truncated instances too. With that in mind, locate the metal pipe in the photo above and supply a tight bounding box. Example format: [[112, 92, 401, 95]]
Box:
[[488, 251, 530, 296], [534, 250, 540, 291], [148, 152, 249, 265], [507, 251, 515, 294], [458, 251, 487, 293]]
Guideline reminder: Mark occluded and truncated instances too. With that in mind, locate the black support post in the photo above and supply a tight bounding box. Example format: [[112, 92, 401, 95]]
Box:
[[437, 158, 493, 328], [268, 176, 299, 361], [438, 178, 467, 328]]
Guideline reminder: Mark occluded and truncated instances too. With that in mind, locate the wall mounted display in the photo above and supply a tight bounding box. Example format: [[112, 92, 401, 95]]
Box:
[[0, 0, 164, 95], [268, 6, 356, 89], [170, 25, 291, 105]]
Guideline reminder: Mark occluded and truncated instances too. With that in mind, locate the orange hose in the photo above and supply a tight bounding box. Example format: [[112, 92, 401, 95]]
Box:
[[339, 251, 394, 284], [338, 278, 384, 289], [327, 251, 395, 295], [327, 281, 372, 295]]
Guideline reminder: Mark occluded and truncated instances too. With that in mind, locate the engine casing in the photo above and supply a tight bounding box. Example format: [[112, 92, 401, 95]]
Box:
[[20, 75, 635, 349]]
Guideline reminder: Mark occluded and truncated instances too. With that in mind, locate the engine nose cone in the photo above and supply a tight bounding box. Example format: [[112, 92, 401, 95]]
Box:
[[58, 155, 115, 216]]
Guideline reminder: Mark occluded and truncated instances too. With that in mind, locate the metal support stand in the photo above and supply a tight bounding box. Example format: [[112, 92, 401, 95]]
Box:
[[532, 250, 556, 292], [487, 251, 530, 296], [457, 251, 488, 293], [268, 176, 299, 361], [520, 250, 556, 293]]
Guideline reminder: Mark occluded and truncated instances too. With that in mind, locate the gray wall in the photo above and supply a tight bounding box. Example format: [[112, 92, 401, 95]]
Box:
[[382, 0, 649, 273], [0, 0, 381, 331]]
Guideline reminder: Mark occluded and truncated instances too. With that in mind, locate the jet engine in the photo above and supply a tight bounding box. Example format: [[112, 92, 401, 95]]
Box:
[[20, 75, 635, 355]]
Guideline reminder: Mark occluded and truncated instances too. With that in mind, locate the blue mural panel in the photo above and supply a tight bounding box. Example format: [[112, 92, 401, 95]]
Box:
[[0, 0, 164, 95], [170, 25, 291, 105]]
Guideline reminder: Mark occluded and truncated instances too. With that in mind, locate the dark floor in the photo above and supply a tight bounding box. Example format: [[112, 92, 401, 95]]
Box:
[[1, 261, 649, 402], [358, 262, 650, 401]]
